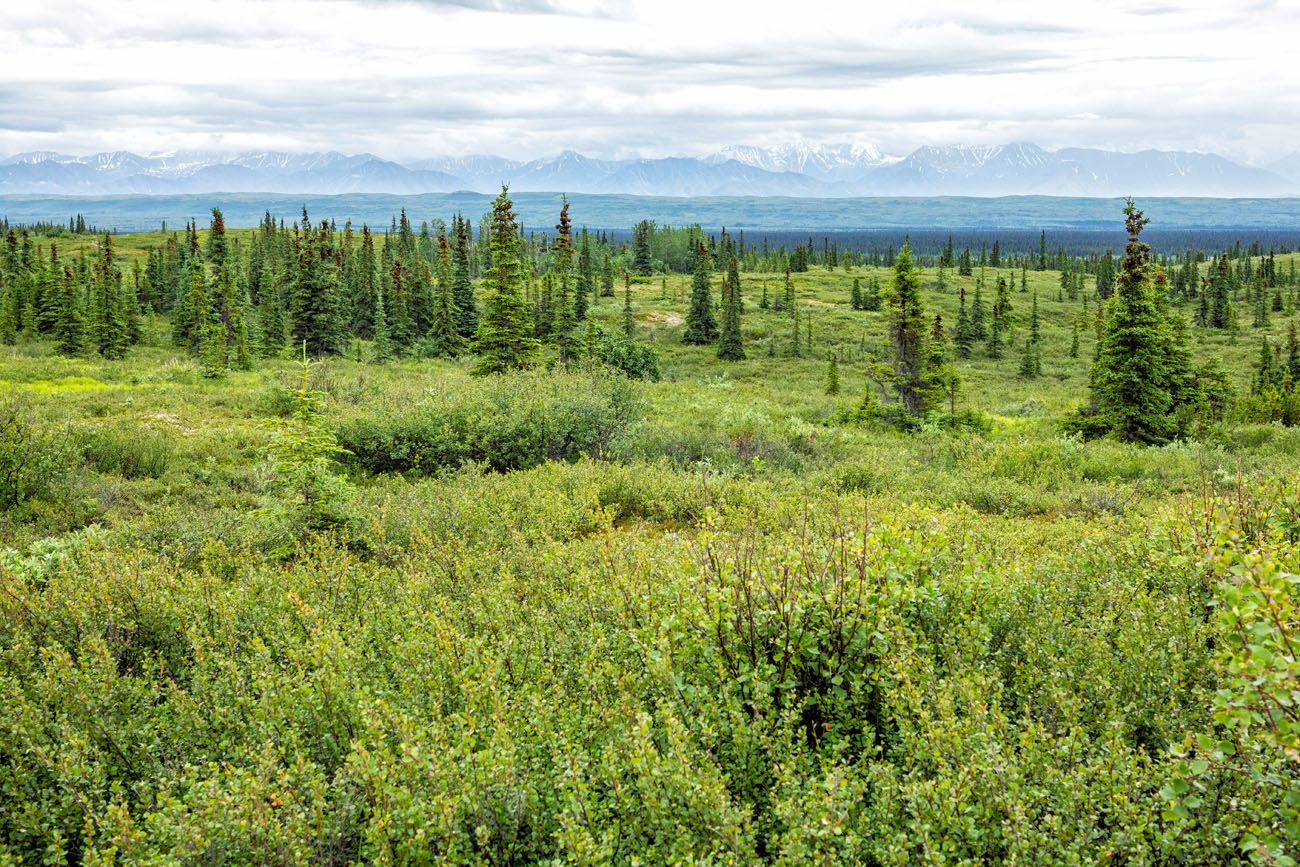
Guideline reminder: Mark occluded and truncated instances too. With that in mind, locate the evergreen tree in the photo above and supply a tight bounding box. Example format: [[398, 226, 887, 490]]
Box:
[[427, 228, 466, 357], [472, 187, 538, 374], [174, 258, 207, 351], [682, 242, 718, 345], [861, 276, 882, 311], [551, 200, 578, 364], [955, 284, 974, 358], [601, 253, 616, 297], [0, 279, 16, 345], [205, 207, 228, 269], [89, 235, 128, 359], [632, 219, 654, 275], [622, 274, 636, 338], [372, 284, 393, 363], [54, 266, 83, 355], [825, 353, 841, 395], [1287, 320, 1300, 383], [716, 253, 745, 361], [1087, 200, 1189, 443], [451, 215, 478, 338], [850, 277, 863, 310], [887, 241, 934, 416], [971, 281, 988, 341], [290, 215, 344, 356]]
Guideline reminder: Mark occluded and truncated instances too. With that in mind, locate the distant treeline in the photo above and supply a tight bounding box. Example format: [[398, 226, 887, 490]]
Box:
[[630, 228, 1300, 260], [6, 191, 1300, 237]]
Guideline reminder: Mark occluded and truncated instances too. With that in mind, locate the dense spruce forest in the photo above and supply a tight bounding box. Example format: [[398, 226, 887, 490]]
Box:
[[1, 188, 1298, 863]]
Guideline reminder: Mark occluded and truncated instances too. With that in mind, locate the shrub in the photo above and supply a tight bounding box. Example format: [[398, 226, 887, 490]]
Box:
[[76, 424, 173, 479], [0, 397, 73, 510], [337, 370, 642, 475]]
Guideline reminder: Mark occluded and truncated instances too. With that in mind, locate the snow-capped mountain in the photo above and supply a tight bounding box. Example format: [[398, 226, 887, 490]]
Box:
[[708, 142, 897, 182], [859, 143, 1289, 196], [1, 144, 1294, 197]]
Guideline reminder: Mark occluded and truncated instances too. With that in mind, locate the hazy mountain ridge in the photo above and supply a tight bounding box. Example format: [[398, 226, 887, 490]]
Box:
[[2, 143, 1294, 197]]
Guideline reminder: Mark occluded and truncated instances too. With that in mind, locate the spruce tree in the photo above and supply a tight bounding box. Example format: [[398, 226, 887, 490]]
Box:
[[0, 279, 16, 345], [1087, 200, 1186, 443], [621, 274, 636, 338], [825, 352, 841, 395], [955, 284, 974, 359], [862, 276, 882, 311], [632, 219, 654, 276], [850, 277, 863, 310], [1019, 286, 1042, 377], [601, 253, 616, 298], [887, 241, 933, 416], [716, 253, 745, 360], [682, 242, 718, 345], [205, 208, 228, 269], [427, 228, 466, 357], [1287, 320, 1300, 383], [174, 258, 207, 351], [451, 215, 478, 338], [372, 284, 393, 363], [971, 281, 988, 341], [472, 187, 538, 374], [290, 215, 344, 356], [89, 235, 128, 359], [54, 266, 83, 355], [551, 200, 578, 362]]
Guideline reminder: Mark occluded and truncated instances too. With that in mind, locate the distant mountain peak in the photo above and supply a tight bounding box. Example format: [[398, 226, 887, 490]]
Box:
[[0, 143, 1294, 197]]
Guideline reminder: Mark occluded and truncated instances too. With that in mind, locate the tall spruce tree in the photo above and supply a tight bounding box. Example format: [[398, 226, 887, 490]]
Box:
[[887, 241, 933, 416], [1087, 200, 1194, 443], [682, 242, 718, 345], [716, 252, 745, 360], [292, 214, 346, 355], [89, 235, 128, 358], [551, 200, 579, 363], [54, 266, 83, 355], [632, 219, 654, 276], [451, 215, 478, 338], [472, 187, 538, 374], [427, 228, 466, 357]]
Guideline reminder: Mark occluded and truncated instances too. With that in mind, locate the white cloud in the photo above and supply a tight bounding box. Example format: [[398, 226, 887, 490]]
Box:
[[1, 0, 1296, 163]]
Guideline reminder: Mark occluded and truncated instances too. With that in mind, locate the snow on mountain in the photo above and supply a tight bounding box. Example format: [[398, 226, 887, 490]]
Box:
[[710, 142, 897, 181], [0, 144, 1294, 197]]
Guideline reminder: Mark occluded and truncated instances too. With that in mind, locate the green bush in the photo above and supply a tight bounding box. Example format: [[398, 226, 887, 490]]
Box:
[[75, 424, 173, 479], [337, 370, 642, 475], [0, 397, 73, 510]]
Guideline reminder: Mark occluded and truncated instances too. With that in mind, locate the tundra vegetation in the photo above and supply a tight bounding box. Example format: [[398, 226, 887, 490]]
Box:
[[0, 194, 1297, 864]]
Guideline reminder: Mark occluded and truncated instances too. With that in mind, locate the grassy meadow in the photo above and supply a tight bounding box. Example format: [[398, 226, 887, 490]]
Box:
[[1, 235, 1298, 863]]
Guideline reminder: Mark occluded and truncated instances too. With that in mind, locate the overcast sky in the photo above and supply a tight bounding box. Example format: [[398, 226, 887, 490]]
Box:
[[3, 0, 1296, 164]]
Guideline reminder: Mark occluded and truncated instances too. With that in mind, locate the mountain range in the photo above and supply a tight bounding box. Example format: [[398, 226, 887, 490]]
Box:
[[3, 143, 1298, 198]]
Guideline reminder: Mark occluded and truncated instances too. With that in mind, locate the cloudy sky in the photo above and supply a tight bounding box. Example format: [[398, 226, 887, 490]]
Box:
[[2, 0, 1296, 164]]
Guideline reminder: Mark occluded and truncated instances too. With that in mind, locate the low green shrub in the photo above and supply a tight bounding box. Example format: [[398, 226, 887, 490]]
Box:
[[337, 370, 642, 475], [0, 397, 73, 510], [75, 424, 173, 479]]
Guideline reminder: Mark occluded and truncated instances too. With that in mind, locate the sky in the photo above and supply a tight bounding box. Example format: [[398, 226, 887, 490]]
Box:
[[2, 0, 1298, 165]]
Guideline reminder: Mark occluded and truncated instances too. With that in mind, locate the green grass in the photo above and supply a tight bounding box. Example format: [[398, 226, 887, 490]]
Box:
[[1, 249, 1297, 863]]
